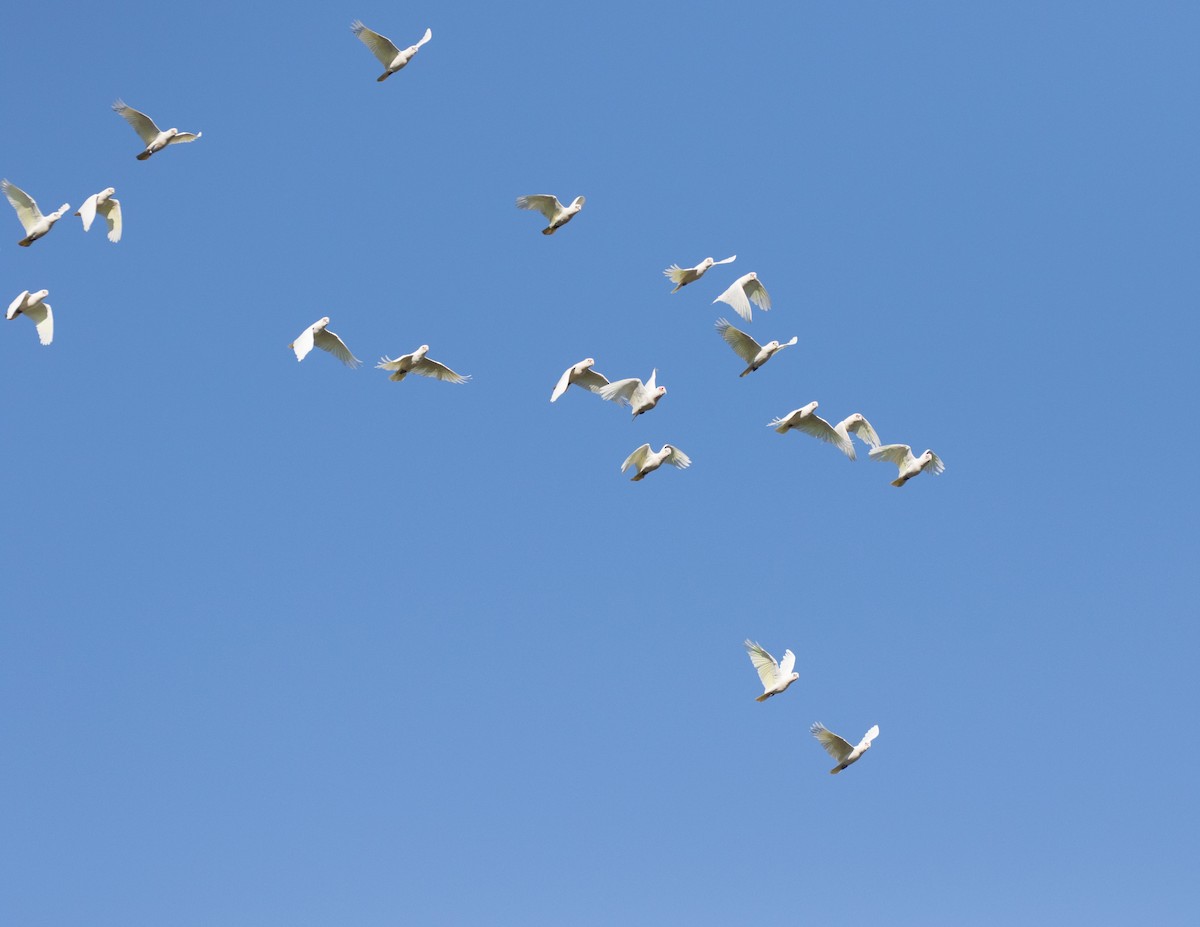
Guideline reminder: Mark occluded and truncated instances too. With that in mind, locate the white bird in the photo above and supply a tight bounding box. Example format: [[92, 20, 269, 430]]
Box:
[[768, 402, 855, 458], [712, 271, 771, 322], [744, 640, 799, 702], [1, 180, 69, 247], [376, 345, 469, 383], [663, 255, 736, 293], [75, 187, 122, 242], [621, 443, 691, 481], [112, 100, 202, 160], [811, 722, 879, 774], [715, 318, 797, 377], [869, 444, 945, 487], [290, 317, 361, 367], [350, 21, 432, 81], [6, 289, 53, 345], [597, 369, 667, 419], [550, 358, 609, 402], [515, 194, 585, 235]]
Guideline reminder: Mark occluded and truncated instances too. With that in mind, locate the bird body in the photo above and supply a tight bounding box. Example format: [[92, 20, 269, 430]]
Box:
[[811, 722, 879, 774], [2, 180, 69, 247], [76, 187, 122, 242], [598, 369, 666, 419], [516, 194, 585, 234], [664, 255, 735, 292], [712, 271, 771, 322], [744, 640, 799, 702], [768, 402, 855, 458], [6, 289, 53, 345], [714, 317, 796, 376], [869, 444, 944, 486], [376, 345, 469, 383], [290, 317, 361, 367], [621, 443, 691, 481], [350, 21, 432, 81], [112, 100, 201, 160], [550, 358, 609, 402]]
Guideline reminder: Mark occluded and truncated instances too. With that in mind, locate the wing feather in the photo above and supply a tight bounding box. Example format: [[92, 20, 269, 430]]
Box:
[[111, 100, 161, 145], [713, 275, 754, 322], [715, 317, 762, 363], [7, 291, 29, 319], [621, 444, 651, 473], [2, 180, 42, 232], [166, 132, 201, 146], [844, 415, 881, 448], [25, 300, 53, 345], [98, 198, 122, 242], [575, 367, 609, 393], [744, 640, 781, 689], [664, 446, 691, 469], [597, 377, 640, 406], [926, 452, 945, 476], [412, 357, 469, 383], [350, 20, 402, 66], [76, 194, 99, 232], [515, 194, 563, 222], [550, 366, 574, 402], [810, 723, 855, 762], [869, 444, 916, 468], [314, 328, 362, 368]]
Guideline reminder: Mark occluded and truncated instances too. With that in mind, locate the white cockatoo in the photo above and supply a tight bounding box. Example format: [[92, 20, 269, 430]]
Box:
[[598, 368, 667, 419], [290, 317, 361, 367], [515, 194, 585, 235], [350, 21, 432, 81], [76, 188, 122, 242], [7, 290, 53, 345], [550, 358, 609, 402], [1, 180, 69, 247], [869, 444, 945, 486], [376, 345, 469, 383], [768, 402, 855, 458], [713, 271, 771, 322], [663, 255, 736, 293], [744, 640, 799, 702], [811, 722, 879, 774], [620, 443, 691, 481], [112, 100, 202, 160], [714, 318, 797, 377]]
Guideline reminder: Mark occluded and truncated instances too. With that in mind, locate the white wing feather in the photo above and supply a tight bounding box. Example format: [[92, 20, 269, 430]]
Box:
[[714, 317, 762, 363], [76, 194, 99, 232], [350, 20, 402, 65], [98, 198, 122, 242], [598, 377, 641, 407], [744, 640, 781, 689], [621, 444, 651, 474], [290, 325, 316, 362], [811, 723, 855, 762], [111, 100, 161, 145], [24, 300, 54, 345], [411, 357, 469, 383], [515, 194, 563, 222], [7, 290, 29, 319], [869, 444, 917, 468], [778, 649, 796, 677], [550, 366, 574, 402], [664, 446, 691, 469], [844, 415, 881, 448], [2, 180, 42, 232], [313, 327, 362, 368]]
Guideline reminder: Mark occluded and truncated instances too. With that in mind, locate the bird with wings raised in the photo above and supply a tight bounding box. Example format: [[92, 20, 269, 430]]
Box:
[[811, 722, 879, 774], [350, 20, 432, 81], [712, 271, 771, 322], [112, 100, 202, 160], [714, 317, 797, 377], [376, 345, 469, 384], [2, 180, 69, 247], [7, 290, 54, 345], [515, 194, 586, 235], [663, 255, 736, 293], [620, 444, 691, 481], [290, 317, 361, 368], [744, 640, 799, 702], [550, 358, 610, 402], [869, 444, 945, 486], [76, 187, 122, 243], [597, 369, 667, 419]]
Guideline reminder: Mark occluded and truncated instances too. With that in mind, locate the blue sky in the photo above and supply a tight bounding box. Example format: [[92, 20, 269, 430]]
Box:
[[3, 2, 1197, 924]]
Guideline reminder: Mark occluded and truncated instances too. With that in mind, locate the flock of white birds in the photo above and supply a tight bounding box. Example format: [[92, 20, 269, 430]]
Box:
[[4, 17, 947, 774]]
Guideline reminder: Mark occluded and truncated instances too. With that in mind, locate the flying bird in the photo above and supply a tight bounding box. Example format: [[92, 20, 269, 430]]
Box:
[[663, 255, 736, 293], [76, 187, 122, 242], [768, 402, 856, 459], [621, 444, 691, 481], [112, 100, 202, 160], [2, 180, 69, 247], [713, 271, 771, 322], [290, 317, 361, 367], [811, 722, 879, 774], [515, 194, 585, 235], [744, 640, 799, 702], [550, 358, 609, 402], [869, 444, 945, 486], [350, 21, 432, 81], [597, 369, 667, 419], [715, 318, 797, 376], [6, 290, 53, 345], [376, 345, 469, 383]]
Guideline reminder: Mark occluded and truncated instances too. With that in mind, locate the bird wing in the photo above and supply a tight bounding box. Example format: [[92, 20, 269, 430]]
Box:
[[414, 27, 432, 49], [112, 100, 161, 144], [778, 649, 796, 677], [7, 291, 30, 319], [844, 415, 881, 448], [314, 327, 362, 368], [713, 273, 755, 322], [98, 197, 122, 242], [715, 317, 761, 363], [575, 367, 609, 393], [167, 132, 201, 146], [550, 365, 575, 402], [515, 194, 563, 221], [598, 377, 641, 406], [290, 324, 316, 361], [858, 725, 880, 749], [664, 447, 691, 469], [621, 444, 651, 473], [350, 20, 402, 65], [811, 723, 855, 762], [25, 300, 53, 345], [869, 444, 916, 469], [926, 452, 945, 476], [744, 640, 781, 689], [2, 180, 43, 232], [411, 356, 469, 383], [791, 411, 852, 454], [713, 254, 737, 265], [76, 193, 99, 231], [744, 275, 771, 312], [663, 264, 691, 286]]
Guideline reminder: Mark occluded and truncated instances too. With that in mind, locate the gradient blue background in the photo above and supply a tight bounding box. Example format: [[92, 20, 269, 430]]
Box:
[[3, 2, 1197, 924]]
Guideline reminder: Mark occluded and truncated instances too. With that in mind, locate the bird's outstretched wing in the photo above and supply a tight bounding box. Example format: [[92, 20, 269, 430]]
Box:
[[413, 27, 432, 49], [98, 198, 122, 242], [24, 300, 54, 345], [7, 291, 30, 319], [412, 357, 470, 383], [663, 446, 691, 469], [715, 317, 762, 363], [621, 444, 651, 474], [515, 194, 563, 222], [314, 327, 362, 368], [598, 377, 641, 407], [550, 365, 575, 402], [167, 132, 201, 146], [778, 649, 796, 677], [926, 452, 945, 476], [790, 412, 854, 456], [350, 20, 402, 65], [810, 723, 855, 762], [112, 100, 161, 145], [575, 367, 608, 393], [858, 725, 880, 749], [2, 180, 42, 232], [290, 324, 316, 362], [76, 194, 99, 231], [869, 444, 916, 469], [744, 640, 781, 690], [714, 273, 770, 322], [843, 415, 881, 448]]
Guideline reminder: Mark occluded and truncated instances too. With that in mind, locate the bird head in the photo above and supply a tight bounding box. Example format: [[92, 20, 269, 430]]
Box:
[[582, 357, 595, 367], [571, 196, 586, 208], [801, 400, 818, 415], [655, 387, 667, 398], [315, 316, 331, 329], [102, 187, 116, 197], [766, 340, 780, 350], [32, 289, 49, 302], [416, 345, 430, 359]]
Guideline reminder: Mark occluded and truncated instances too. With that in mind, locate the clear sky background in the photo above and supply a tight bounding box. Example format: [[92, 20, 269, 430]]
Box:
[[3, 2, 1197, 924]]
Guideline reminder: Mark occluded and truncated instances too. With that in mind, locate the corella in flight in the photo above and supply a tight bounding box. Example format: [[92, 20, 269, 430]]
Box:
[[715, 318, 797, 377], [290, 317, 361, 367], [112, 100, 202, 160], [768, 402, 856, 459], [744, 640, 799, 702], [598, 368, 667, 419], [621, 444, 691, 481], [2, 180, 69, 247], [76, 188, 122, 243], [869, 444, 945, 486], [550, 358, 609, 402], [810, 722, 879, 774], [663, 255, 736, 293], [713, 271, 771, 323], [350, 20, 432, 82], [376, 345, 469, 383], [515, 194, 585, 235], [7, 290, 53, 345]]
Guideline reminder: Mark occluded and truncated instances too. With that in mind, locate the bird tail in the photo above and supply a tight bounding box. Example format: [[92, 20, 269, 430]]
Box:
[[18, 238, 31, 247], [541, 226, 555, 235], [830, 766, 843, 774], [389, 370, 408, 382], [377, 71, 391, 82], [136, 151, 152, 161], [631, 473, 645, 481], [755, 693, 770, 703], [739, 366, 754, 377], [891, 476, 907, 487]]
